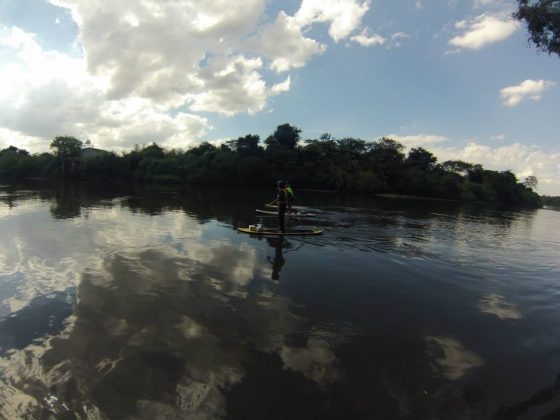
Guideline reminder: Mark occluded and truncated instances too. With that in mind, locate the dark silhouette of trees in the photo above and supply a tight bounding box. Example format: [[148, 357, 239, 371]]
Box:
[[0, 124, 544, 208], [50, 136, 83, 179], [523, 175, 538, 190], [227, 134, 262, 157], [441, 160, 474, 174], [513, 0, 560, 57], [265, 123, 301, 150], [542, 195, 560, 207]]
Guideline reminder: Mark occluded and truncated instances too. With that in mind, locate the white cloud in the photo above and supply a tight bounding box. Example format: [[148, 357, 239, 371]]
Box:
[[388, 134, 450, 146], [449, 13, 519, 50], [383, 132, 560, 194], [350, 29, 411, 49], [473, 0, 494, 6], [294, 0, 372, 42], [489, 134, 505, 141], [251, 11, 326, 72], [500, 79, 555, 107], [0, 0, 375, 152], [390, 31, 412, 48], [430, 142, 560, 195], [0, 25, 211, 153], [350, 28, 385, 47], [473, 0, 509, 9], [186, 55, 290, 116], [49, 0, 267, 104]]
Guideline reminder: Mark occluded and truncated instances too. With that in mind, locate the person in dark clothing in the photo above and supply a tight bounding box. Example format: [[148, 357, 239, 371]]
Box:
[[270, 180, 287, 233]]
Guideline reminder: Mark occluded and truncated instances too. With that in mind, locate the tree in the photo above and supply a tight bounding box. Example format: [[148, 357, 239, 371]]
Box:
[[265, 124, 301, 150], [513, 0, 560, 57], [227, 134, 261, 157], [523, 175, 538, 190], [406, 147, 437, 171], [50, 136, 83, 178], [441, 160, 474, 174], [50, 136, 83, 158]]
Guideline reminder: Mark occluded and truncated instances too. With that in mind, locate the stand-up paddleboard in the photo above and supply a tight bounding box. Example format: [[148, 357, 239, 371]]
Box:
[[238, 226, 322, 236], [265, 204, 317, 212], [256, 209, 318, 217]]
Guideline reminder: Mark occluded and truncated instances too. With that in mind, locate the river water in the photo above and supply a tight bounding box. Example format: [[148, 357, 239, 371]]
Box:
[[0, 183, 559, 419]]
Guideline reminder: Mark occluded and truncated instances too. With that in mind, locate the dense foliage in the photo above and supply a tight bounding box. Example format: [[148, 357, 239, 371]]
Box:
[[541, 195, 560, 207], [514, 0, 560, 56], [0, 125, 543, 208]]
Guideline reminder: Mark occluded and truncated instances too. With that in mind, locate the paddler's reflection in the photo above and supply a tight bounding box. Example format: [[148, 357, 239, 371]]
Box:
[[266, 237, 286, 280]]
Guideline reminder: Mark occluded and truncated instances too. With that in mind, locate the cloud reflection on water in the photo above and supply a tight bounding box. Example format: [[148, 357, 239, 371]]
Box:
[[426, 336, 484, 381], [0, 240, 345, 418], [479, 293, 522, 320]]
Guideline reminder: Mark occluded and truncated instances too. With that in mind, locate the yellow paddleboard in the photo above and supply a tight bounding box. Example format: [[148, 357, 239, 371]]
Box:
[[238, 227, 322, 236]]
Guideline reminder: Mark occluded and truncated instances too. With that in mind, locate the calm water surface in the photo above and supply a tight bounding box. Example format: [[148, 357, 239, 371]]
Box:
[[0, 183, 559, 419]]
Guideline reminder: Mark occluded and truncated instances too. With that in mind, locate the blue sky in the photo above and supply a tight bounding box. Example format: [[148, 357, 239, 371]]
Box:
[[1, 0, 559, 193]]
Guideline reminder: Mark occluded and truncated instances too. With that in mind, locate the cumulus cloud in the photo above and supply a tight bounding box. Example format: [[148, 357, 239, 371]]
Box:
[[500, 79, 555, 107], [0, 24, 212, 152], [251, 11, 326, 72], [382, 133, 560, 194], [186, 55, 291, 116], [350, 28, 385, 47], [431, 142, 560, 195], [0, 0, 373, 152], [449, 13, 519, 50], [350, 29, 411, 49], [294, 0, 371, 42]]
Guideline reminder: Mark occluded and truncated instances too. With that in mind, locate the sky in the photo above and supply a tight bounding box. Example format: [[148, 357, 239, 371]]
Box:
[[0, 0, 559, 194]]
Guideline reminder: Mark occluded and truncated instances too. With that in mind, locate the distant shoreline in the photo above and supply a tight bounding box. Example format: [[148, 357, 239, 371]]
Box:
[[375, 193, 462, 203]]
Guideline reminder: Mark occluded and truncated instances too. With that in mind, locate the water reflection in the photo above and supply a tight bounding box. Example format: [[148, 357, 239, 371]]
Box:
[[479, 294, 522, 320], [0, 290, 75, 355], [0, 244, 347, 418], [266, 238, 287, 281], [50, 184, 82, 219], [496, 374, 560, 419], [425, 336, 484, 381], [0, 183, 559, 418]]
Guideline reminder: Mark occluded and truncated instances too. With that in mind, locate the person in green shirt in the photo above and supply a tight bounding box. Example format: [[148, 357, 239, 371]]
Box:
[[285, 181, 295, 213]]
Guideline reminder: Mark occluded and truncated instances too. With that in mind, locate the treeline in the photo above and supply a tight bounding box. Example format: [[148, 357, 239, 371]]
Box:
[[541, 196, 560, 208], [0, 124, 542, 208]]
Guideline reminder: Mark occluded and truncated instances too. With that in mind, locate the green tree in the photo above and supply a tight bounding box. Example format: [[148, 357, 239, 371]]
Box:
[[227, 134, 262, 157], [366, 138, 405, 190], [50, 136, 83, 158], [441, 160, 474, 174], [406, 147, 437, 171], [513, 0, 560, 56], [50, 136, 83, 178], [265, 124, 301, 150]]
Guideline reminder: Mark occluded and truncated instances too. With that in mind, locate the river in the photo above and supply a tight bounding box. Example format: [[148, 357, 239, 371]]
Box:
[[0, 183, 559, 419]]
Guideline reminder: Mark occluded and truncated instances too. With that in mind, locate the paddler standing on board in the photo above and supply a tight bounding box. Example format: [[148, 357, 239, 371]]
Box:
[[285, 181, 295, 213], [269, 180, 287, 233]]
